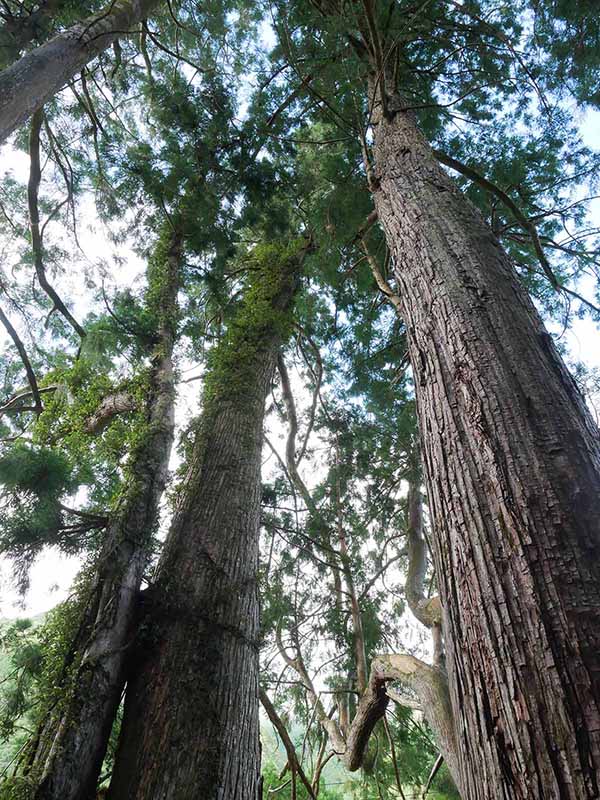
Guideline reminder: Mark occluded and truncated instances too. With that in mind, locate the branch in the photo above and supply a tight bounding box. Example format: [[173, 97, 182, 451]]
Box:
[[434, 149, 600, 316], [82, 391, 137, 434], [277, 354, 320, 517], [0, 384, 57, 417], [27, 110, 86, 338], [405, 482, 442, 629], [0, 305, 43, 415], [354, 210, 403, 313], [423, 753, 444, 799], [259, 688, 318, 800], [275, 625, 346, 756], [294, 327, 323, 467], [383, 713, 408, 800]]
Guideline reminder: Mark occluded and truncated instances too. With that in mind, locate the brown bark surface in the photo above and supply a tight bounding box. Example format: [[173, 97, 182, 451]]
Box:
[[371, 94, 600, 799], [0, 0, 161, 143], [107, 243, 307, 800]]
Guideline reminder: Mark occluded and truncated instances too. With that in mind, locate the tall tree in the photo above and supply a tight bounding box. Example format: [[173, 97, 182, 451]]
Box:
[[107, 238, 312, 800], [23, 221, 182, 800], [274, 2, 600, 796]]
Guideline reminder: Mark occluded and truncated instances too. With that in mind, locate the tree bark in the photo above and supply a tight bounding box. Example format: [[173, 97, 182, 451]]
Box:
[[107, 241, 309, 800], [0, 0, 161, 143], [370, 91, 600, 799], [27, 225, 181, 800]]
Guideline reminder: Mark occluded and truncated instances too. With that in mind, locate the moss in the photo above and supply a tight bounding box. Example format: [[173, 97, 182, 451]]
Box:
[[202, 240, 304, 414]]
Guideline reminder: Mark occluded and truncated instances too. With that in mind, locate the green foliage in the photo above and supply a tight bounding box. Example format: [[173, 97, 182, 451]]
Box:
[[202, 240, 305, 413], [0, 445, 82, 590]]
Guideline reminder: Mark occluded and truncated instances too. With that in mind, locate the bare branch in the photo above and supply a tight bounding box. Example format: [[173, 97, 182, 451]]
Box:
[[27, 110, 86, 338], [259, 688, 318, 799]]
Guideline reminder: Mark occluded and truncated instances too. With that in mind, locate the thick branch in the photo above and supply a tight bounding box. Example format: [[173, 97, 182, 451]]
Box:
[[346, 654, 459, 789], [83, 391, 137, 434], [0, 0, 162, 142]]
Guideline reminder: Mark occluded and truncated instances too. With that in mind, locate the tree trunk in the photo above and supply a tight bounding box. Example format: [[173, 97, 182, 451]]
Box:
[[0, 0, 72, 69], [27, 225, 181, 800], [370, 93, 600, 799], [0, 0, 161, 143], [107, 240, 308, 800]]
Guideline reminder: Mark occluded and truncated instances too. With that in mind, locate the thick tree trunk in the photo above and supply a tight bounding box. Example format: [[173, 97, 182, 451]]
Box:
[[370, 94, 600, 799], [27, 227, 181, 800], [0, 0, 161, 143], [107, 241, 308, 800]]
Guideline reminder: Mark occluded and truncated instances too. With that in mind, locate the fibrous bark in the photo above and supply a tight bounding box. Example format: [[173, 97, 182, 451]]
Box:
[[370, 87, 600, 799], [107, 240, 310, 800], [26, 224, 182, 800], [0, 0, 161, 143]]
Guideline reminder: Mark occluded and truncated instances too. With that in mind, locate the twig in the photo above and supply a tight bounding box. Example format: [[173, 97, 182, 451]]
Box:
[[27, 110, 86, 338]]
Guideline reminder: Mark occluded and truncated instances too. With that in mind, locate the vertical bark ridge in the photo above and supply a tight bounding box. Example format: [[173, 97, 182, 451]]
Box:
[[27, 224, 182, 800], [370, 93, 600, 799], [107, 240, 310, 800]]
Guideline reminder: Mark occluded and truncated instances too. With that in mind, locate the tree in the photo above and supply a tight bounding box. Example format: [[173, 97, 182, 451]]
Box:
[[23, 223, 181, 800], [107, 238, 311, 799], [271, 2, 600, 796]]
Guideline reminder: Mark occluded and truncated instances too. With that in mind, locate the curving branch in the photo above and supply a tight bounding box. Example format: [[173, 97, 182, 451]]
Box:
[[259, 688, 318, 800], [0, 384, 57, 417], [27, 110, 86, 338], [405, 482, 442, 630], [0, 304, 43, 415]]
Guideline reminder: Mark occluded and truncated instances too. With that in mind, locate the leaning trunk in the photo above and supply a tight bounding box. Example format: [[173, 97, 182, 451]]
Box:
[[27, 226, 181, 800], [0, 0, 160, 143], [107, 240, 308, 800], [370, 92, 600, 798]]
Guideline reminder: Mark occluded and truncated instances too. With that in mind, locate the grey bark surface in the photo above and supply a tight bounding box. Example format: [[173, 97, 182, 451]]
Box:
[[107, 245, 307, 800], [371, 93, 600, 799], [0, 0, 161, 143], [28, 229, 181, 800]]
